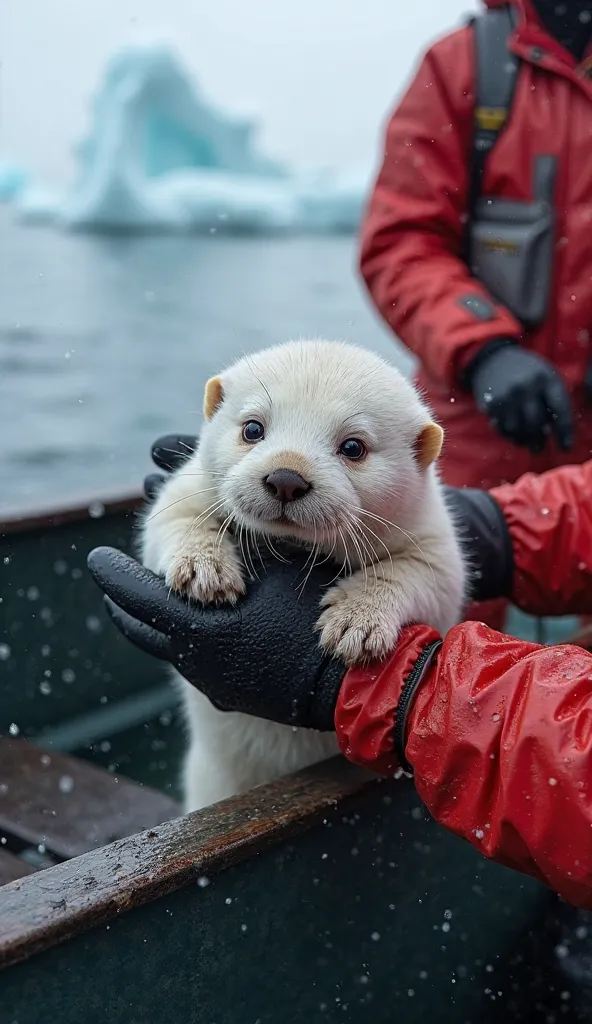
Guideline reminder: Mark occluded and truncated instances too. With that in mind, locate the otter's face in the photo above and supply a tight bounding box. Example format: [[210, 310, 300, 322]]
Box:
[[198, 353, 443, 546], [213, 410, 395, 542]]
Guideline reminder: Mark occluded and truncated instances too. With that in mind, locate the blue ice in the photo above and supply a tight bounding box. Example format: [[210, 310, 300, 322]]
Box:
[[15, 44, 370, 234]]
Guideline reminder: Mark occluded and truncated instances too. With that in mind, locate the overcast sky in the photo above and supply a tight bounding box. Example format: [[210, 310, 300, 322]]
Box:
[[2, 0, 477, 185]]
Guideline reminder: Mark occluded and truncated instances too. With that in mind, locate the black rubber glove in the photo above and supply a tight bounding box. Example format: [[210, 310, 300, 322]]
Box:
[[87, 543, 346, 731], [143, 433, 199, 500], [444, 486, 513, 603], [466, 342, 574, 454]]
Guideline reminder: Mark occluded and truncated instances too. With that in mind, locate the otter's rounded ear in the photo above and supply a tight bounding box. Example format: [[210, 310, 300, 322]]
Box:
[[203, 377, 224, 421], [415, 422, 444, 470]]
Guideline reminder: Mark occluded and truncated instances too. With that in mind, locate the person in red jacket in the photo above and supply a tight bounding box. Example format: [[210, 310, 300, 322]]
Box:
[[360, 0, 592, 628], [360, 0, 592, 493], [88, 433, 592, 910]]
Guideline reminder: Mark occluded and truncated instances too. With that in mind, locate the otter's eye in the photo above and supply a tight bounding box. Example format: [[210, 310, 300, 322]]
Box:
[[340, 438, 366, 461], [242, 420, 265, 443]]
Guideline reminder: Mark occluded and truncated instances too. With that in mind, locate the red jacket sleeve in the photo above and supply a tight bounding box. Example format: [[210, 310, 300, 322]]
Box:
[[359, 29, 522, 386], [336, 622, 592, 908], [492, 459, 592, 617]]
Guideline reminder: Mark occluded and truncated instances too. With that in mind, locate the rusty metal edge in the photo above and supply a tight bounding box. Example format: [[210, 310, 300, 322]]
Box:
[[0, 758, 385, 971], [0, 488, 145, 536]]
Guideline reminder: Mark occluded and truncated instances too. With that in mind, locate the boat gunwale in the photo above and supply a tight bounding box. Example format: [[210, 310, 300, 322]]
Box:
[[0, 758, 381, 970], [0, 489, 145, 535]]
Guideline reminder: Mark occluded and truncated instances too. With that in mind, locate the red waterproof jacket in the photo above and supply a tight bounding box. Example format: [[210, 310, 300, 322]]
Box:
[[360, 0, 592, 491], [335, 458, 592, 908]]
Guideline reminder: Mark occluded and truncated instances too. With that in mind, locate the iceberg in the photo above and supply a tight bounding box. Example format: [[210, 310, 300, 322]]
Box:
[[0, 162, 28, 201], [15, 44, 369, 234], [294, 167, 371, 233]]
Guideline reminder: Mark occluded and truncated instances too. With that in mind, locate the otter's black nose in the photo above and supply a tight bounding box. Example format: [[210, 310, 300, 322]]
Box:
[[264, 469, 311, 503]]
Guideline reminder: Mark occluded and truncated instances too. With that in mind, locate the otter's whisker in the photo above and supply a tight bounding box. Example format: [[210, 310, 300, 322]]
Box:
[[156, 446, 195, 462], [237, 524, 247, 578], [190, 498, 228, 528], [296, 542, 320, 599], [239, 525, 260, 582], [215, 513, 235, 548], [346, 516, 379, 590], [262, 535, 291, 564], [296, 527, 320, 597], [144, 488, 220, 521], [348, 504, 415, 537], [298, 525, 318, 579], [342, 519, 368, 593], [237, 525, 248, 580], [339, 527, 353, 578], [247, 531, 262, 581], [182, 500, 227, 544], [323, 551, 350, 589], [179, 498, 228, 551], [350, 505, 436, 587], [313, 534, 338, 569], [244, 352, 273, 407], [323, 526, 351, 588], [251, 530, 267, 575], [344, 507, 394, 578]]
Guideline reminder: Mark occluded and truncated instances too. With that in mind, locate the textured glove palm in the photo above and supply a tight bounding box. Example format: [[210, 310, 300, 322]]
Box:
[[87, 541, 346, 731]]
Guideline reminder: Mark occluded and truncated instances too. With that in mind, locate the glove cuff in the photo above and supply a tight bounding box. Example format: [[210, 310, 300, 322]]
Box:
[[460, 337, 516, 390], [308, 658, 347, 731], [445, 487, 514, 603]]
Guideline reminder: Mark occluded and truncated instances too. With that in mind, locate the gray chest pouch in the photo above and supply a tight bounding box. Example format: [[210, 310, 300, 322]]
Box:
[[469, 155, 556, 330], [465, 7, 557, 329]]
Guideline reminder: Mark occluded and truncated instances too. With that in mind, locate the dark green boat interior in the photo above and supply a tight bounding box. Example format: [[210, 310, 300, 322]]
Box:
[[1, 494, 186, 799], [0, 493, 584, 1023]]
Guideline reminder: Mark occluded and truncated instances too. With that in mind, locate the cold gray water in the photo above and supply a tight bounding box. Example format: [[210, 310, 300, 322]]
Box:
[[0, 210, 414, 512]]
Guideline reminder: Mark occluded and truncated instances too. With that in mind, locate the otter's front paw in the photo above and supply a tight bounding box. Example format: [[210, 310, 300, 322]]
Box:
[[316, 578, 402, 666], [166, 540, 245, 606]]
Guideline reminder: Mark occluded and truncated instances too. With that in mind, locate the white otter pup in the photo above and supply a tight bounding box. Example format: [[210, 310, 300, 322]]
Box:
[[142, 340, 466, 811]]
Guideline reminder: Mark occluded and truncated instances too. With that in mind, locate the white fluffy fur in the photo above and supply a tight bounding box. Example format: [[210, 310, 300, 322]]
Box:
[[141, 340, 466, 811]]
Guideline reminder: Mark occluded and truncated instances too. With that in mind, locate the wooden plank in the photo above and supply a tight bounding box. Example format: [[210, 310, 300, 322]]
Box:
[[0, 737, 181, 860], [0, 757, 375, 969], [0, 850, 37, 886], [0, 759, 547, 1024], [0, 488, 143, 535]]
